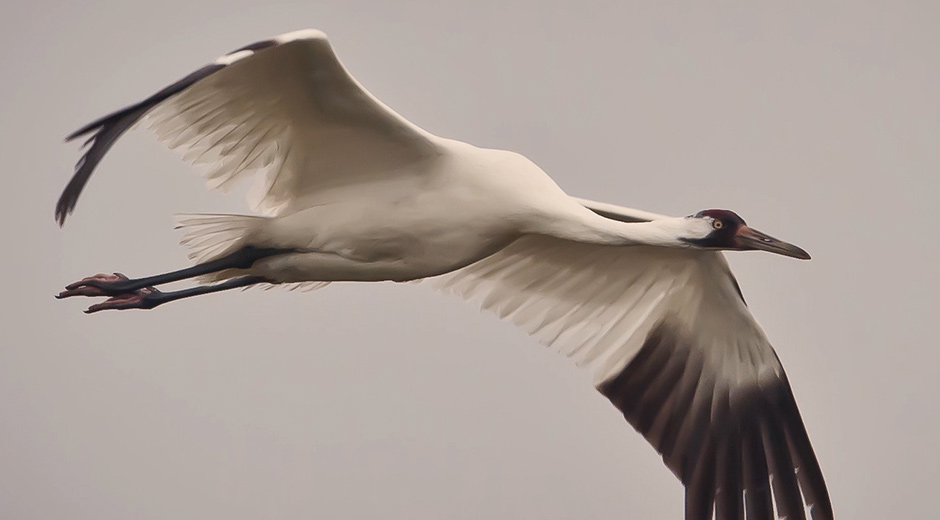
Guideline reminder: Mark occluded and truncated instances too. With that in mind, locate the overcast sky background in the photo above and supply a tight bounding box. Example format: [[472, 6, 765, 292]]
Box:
[[2, 1, 938, 519]]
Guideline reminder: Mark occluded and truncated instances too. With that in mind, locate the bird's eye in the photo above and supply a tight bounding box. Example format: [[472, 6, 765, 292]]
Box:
[[712, 220, 723, 230]]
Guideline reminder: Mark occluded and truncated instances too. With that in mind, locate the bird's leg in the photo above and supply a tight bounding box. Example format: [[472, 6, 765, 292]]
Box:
[[82, 276, 269, 314], [56, 246, 287, 299]]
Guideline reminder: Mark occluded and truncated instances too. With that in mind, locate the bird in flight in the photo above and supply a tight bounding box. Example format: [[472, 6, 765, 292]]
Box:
[[55, 29, 833, 520]]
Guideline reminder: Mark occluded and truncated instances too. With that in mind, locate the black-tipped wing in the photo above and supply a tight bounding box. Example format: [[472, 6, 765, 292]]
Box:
[[57, 62, 226, 224], [429, 220, 832, 520], [598, 322, 831, 520], [57, 29, 441, 225]]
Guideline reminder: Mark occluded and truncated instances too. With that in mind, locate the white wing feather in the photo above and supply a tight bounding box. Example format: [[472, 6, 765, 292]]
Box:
[[430, 235, 774, 385], [429, 230, 832, 520], [57, 30, 441, 224], [143, 30, 441, 215]]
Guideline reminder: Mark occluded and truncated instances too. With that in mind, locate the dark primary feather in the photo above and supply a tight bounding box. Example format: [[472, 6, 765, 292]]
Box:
[[56, 62, 228, 226], [225, 38, 279, 56], [597, 322, 833, 520], [584, 206, 651, 224], [55, 35, 282, 226]]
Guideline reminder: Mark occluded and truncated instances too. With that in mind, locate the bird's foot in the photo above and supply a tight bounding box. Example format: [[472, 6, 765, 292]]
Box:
[[82, 287, 164, 314], [56, 273, 164, 313], [56, 272, 133, 298]]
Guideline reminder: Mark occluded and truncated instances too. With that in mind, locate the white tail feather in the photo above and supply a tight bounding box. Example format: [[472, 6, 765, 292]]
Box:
[[174, 213, 264, 264], [173, 214, 332, 293]]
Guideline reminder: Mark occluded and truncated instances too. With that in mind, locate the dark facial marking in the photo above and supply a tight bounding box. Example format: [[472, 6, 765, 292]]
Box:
[[692, 209, 747, 226], [684, 209, 747, 249]]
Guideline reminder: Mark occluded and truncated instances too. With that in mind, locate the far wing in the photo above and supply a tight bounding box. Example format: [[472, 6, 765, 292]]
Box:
[[429, 235, 832, 520], [574, 196, 672, 223], [57, 29, 441, 225]]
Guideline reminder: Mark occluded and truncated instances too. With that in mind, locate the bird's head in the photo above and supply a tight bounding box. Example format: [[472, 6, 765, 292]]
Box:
[[681, 209, 811, 259]]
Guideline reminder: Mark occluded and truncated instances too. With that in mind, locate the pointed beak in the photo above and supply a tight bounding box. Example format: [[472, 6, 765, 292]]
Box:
[[735, 226, 811, 260]]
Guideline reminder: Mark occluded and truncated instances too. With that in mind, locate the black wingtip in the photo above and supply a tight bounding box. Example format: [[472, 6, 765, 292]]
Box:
[[54, 199, 66, 227], [54, 207, 68, 227], [55, 184, 77, 227], [65, 118, 106, 142], [55, 59, 234, 224], [597, 321, 834, 520], [65, 128, 89, 142]]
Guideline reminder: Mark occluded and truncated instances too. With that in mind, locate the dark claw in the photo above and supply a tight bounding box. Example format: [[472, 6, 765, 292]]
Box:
[[58, 272, 131, 298], [83, 287, 162, 314], [57, 285, 109, 299]]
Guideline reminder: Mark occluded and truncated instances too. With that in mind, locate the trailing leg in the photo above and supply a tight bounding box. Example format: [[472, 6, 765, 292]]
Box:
[[83, 276, 269, 314], [56, 246, 289, 299]]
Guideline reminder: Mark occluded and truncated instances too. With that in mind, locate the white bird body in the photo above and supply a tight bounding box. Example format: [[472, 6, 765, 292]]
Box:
[[55, 29, 833, 520], [248, 144, 555, 282], [201, 142, 702, 284]]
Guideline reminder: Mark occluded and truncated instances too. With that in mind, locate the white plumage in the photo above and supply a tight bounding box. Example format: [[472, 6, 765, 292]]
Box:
[[432, 236, 768, 385], [56, 29, 832, 520]]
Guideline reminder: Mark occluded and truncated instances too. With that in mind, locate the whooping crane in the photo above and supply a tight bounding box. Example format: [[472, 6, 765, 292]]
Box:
[[55, 29, 832, 520]]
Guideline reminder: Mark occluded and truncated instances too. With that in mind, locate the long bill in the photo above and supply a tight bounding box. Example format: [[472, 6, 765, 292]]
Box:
[[735, 226, 812, 260]]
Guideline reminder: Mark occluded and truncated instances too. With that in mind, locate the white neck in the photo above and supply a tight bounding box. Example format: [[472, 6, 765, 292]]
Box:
[[537, 207, 695, 248]]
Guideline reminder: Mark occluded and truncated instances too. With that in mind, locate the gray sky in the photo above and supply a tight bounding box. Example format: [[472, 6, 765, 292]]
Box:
[[2, 1, 938, 519]]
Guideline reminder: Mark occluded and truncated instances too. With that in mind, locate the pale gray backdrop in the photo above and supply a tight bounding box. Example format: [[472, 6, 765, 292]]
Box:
[[1, 1, 937, 519]]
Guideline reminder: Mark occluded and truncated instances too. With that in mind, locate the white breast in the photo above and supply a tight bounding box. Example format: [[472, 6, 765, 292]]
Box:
[[255, 142, 564, 280]]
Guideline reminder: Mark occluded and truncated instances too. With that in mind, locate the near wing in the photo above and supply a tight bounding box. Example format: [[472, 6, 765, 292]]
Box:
[[430, 202, 833, 520], [56, 29, 441, 225]]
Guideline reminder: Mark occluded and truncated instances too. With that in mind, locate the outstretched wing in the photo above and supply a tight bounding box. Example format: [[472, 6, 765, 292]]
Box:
[[429, 210, 832, 520], [56, 29, 441, 225]]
